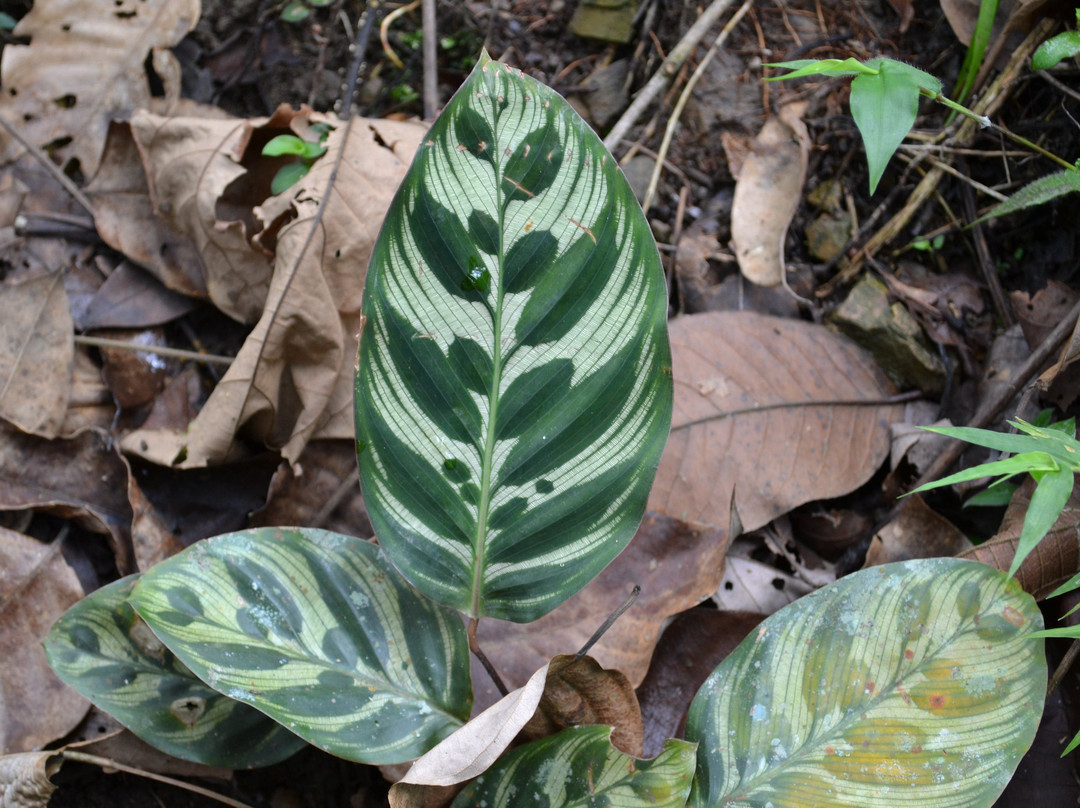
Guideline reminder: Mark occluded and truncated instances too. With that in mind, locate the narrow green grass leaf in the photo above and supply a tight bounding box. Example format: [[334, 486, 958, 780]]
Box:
[[687, 559, 1045, 808], [45, 577, 306, 768], [765, 58, 878, 79], [909, 451, 1058, 494], [129, 529, 472, 764], [355, 53, 672, 622], [973, 170, 1080, 225], [450, 725, 696, 808], [1010, 466, 1075, 576]]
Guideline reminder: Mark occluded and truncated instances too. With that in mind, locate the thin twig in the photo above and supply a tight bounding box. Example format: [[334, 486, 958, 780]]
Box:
[[74, 335, 235, 367], [1039, 70, 1080, 105], [0, 114, 94, 215], [671, 390, 923, 432], [641, 0, 754, 212], [379, 0, 420, 69], [468, 617, 509, 696], [60, 751, 253, 808], [604, 0, 739, 153], [1048, 637, 1080, 696]]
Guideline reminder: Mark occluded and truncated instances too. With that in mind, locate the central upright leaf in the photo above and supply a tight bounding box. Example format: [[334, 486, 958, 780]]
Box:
[[355, 53, 672, 622]]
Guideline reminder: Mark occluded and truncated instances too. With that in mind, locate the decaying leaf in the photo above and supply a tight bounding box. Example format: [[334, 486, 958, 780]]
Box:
[[960, 476, 1080, 599], [637, 609, 764, 757], [0, 0, 199, 176], [650, 311, 904, 533], [474, 512, 728, 709], [731, 101, 810, 287], [0, 752, 60, 808], [0, 424, 134, 572], [714, 548, 814, 613], [0, 528, 88, 754], [122, 114, 427, 467], [864, 493, 973, 566], [0, 271, 73, 437], [521, 654, 642, 756], [392, 663, 549, 797]]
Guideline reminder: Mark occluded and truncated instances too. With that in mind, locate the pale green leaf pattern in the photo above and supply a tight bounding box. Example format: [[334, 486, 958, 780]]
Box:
[[450, 725, 696, 808], [45, 577, 306, 768], [129, 528, 472, 764], [687, 558, 1045, 808], [355, 53, 672, 622]]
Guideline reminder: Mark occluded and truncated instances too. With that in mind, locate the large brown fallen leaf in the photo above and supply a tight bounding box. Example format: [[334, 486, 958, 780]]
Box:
[[730, 102, 810, 287], [122, 113, 427, 467], [863, 493, 972, 566], [649, 311, 905, 532], [0, 0, 199, 176], [0, 528, 88, 754], [0, 271, 73, 437], [473, 512, 728, 709]]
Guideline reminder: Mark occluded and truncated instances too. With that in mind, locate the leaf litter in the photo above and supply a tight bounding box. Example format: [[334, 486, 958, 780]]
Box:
[[2, 0, 1079, 803]]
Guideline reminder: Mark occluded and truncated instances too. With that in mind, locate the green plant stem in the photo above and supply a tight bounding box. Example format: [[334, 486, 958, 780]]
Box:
[[468, 618, 509, 697], [576, 585, 641, 660], [923, 89, 1077, 172]]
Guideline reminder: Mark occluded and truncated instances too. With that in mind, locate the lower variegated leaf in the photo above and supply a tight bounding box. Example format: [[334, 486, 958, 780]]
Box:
[[128, 528, 473, 764], [686, 558, 1045, 808], [450, 725, 695, 808], [45, 577, 305, 768]]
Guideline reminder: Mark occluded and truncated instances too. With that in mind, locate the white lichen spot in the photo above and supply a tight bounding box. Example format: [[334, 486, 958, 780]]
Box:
[[349, 590, 371, 609], [750, 704, 767, 721]]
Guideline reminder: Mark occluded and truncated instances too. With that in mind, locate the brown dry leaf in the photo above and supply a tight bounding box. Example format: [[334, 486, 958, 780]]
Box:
[[0, 528, 89, 754], [522, 654, 642, 756], [85, 122, 208, 301], [0, 271, 73, 437], [731, 101, 810, 287], [1012, 282, 1080, 410], [0, 752, 60, 808], [960, 477, 1080, 599], [473, 512, 728, 710], [122, 458, 184, 571], [637, 609, 764, 757], [123, 115, 427, 467], [392, 663, 549, 797], [0, 423, 134, 572], [251, 440, 372, 538], [863, 493, 973, 567], [59, 348, 114, 435], [79, 261, 199, 331], [0, 0, 199, 176], [650, 311, 903, 533]]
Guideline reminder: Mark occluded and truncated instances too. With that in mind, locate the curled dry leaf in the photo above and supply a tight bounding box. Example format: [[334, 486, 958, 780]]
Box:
[[0, 0, 198, 176], [0, 528, 88, 754], [521, 654, 643, 756], [122, 115, 427, 467], [393, 663, 549, 796], [0, 752, 60, 808], [650, 311, 903, 533], [959, 476, 1080, 599], [0, 271, 73, 437], [85, 122, 208, 301], [474, 511, 728, 709], [731, 101, 810, 287]]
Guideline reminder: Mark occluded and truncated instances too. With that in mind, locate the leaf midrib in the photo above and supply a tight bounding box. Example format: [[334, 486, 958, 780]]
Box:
[[470, 99, 508, 620]]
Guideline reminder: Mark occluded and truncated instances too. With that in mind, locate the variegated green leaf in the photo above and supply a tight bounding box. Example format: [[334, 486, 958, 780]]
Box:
[[355, 53, 672, 622], [450, 725, 696, 808], [45, 577, 306, 768], [687, 558, 1045, 808], [128, 528, 472, 764]]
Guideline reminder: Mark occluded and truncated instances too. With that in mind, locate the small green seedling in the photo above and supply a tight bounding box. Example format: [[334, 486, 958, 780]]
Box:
[[767, 58, 943, 194], [262, 122, 332, 194], [1033, 10, 1080, 70], [280, 0, 332, 23]]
